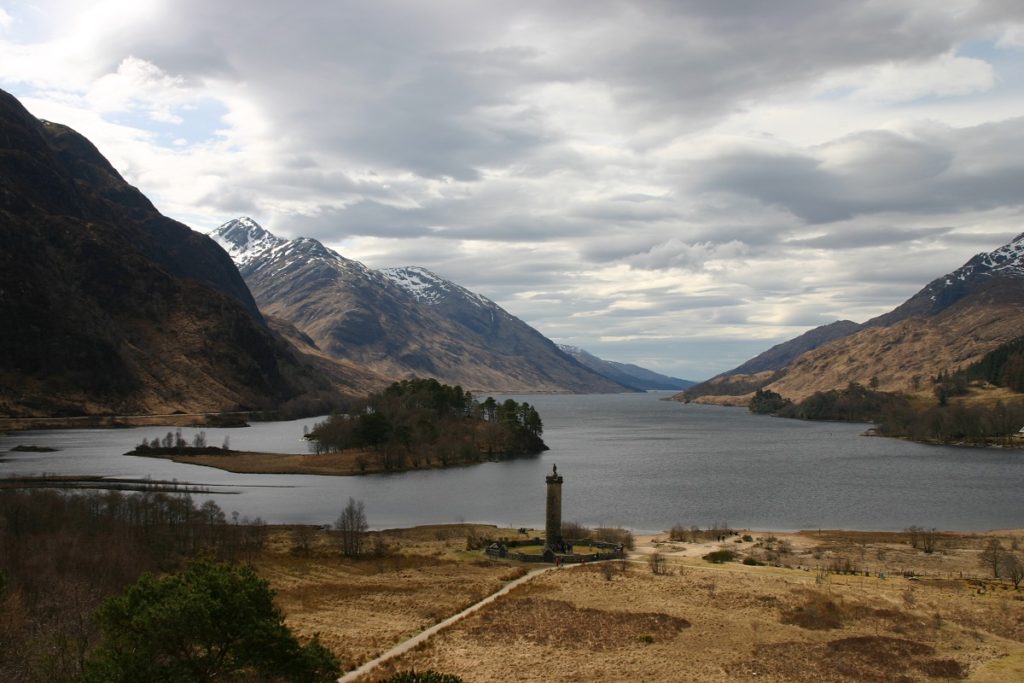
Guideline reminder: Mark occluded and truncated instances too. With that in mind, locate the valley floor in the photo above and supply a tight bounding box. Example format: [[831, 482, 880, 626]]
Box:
[[257, 525, 1024, 682]]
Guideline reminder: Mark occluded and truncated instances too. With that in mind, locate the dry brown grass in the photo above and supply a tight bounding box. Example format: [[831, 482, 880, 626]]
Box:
[[254, 524, 519, 670], [330, 528, 1024, 683], [466, 597, 690, 650], [169, 449, 374, 475]]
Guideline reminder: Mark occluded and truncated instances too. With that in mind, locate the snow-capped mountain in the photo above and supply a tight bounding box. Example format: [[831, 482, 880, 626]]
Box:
[[211, 216, 285, 266], [209, 218, 628, 394], [870, 231, 1024, 327]]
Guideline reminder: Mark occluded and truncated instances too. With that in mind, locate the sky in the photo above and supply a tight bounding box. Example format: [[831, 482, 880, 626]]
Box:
[[3, 1, 1024, 381]]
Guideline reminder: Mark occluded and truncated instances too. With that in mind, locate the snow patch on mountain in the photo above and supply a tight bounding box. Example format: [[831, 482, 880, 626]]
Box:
[[209, 217, 284, 266], [380, 266, 494, 309], [210, 217, 377, 281], [927, 231, 1024, 300]]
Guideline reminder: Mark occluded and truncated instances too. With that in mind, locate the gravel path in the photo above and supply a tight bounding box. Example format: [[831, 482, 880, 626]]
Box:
[[337, 564, 559, 682]]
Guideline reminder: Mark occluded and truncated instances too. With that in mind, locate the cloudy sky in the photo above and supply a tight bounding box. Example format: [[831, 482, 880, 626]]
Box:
[[4, 1, 1024, 380]]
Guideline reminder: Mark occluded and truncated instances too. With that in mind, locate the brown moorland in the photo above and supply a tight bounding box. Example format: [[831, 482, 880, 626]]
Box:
[[259, 525, 1024, 682]]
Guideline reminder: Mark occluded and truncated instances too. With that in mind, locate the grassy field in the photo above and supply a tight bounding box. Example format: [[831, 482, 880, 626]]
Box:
[[255, 525, 1024, 682]]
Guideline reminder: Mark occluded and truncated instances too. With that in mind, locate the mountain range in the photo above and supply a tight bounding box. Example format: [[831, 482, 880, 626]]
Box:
[[2, 85, 693, 418], [210, 218, 629, 394], [557, 345, 694, 391], [680, 233, 1024, 405]]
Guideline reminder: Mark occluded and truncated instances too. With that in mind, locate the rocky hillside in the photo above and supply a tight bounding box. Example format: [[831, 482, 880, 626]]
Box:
[[677, 233, 1024, 405], [557, 345, 694, 391], [0, 89, 338, 417], [211, 219, 627, 394]]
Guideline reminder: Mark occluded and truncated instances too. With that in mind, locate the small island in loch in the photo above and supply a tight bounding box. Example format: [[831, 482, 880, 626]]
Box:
[[128, 378, 548, 476]]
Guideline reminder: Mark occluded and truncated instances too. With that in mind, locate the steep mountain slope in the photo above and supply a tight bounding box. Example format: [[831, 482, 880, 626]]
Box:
[[723, 320, 863, 377], [211, 219, 627, 393], [0, 89, 336, 417], [557, 345, 694, 391], [679, 233, 1024, 404], [867, 236, 1024, 328], [680, 319, 863, 400]]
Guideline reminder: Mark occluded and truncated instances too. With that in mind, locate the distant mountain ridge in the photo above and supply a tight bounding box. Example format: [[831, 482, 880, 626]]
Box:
[[557, 345, 695, 391], [211, 218, 628, 394], [0, 89, 333, 417], [678, 233, 1024, 405]]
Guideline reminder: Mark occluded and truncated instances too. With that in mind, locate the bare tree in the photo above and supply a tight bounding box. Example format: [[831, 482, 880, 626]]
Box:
[[292, 525, 317, 557], [980, 538, 1004, 578], [649, 552, 670, 576], [920, 528, 939, 554], [335, 497, 368, 558], [907, 526, 938, 554], [999, 552, 1023, 589]]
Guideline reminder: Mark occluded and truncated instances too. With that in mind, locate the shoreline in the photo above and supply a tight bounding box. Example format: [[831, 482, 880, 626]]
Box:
[[0, 412, 254, 432], [132, 447, 542, 477]]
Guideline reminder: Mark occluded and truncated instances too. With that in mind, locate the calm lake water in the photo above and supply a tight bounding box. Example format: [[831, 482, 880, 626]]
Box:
[[1, 392, 1021, 532]]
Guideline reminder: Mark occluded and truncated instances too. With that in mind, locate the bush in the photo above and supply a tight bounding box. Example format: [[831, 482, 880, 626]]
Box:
[[702, 550, 736, 564], [780, 593, 844, 630], [742, 557, 764, 566], [594, 527, 635, 550], [649, 552, 671, 575], [561, 520, 591, 541]]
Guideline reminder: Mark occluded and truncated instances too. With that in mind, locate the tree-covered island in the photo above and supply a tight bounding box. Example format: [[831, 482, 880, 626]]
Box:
[[129, 378, 548, 476], [307, 378, 548, 471]]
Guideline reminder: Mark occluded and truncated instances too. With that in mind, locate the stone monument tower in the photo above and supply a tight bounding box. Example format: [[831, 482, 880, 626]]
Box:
[[545, 464, 563, 551]]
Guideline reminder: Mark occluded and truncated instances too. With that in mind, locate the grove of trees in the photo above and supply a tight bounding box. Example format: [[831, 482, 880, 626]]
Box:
[[336, 497, 368, 558], [307, 378, 547, 470], [748, 379, 1024, 446], [0, 488, 271, 681]]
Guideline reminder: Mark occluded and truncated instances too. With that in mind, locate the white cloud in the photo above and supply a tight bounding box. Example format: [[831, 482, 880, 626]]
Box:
[[820, 52, 995, 103], [87, 56, 192, 121]]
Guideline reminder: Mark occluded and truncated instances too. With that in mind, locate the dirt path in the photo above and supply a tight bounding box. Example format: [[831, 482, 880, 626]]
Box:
[[337, 564, 559, 683]]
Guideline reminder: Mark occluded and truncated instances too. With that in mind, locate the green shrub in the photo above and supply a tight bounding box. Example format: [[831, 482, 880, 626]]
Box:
[[82, 560, 340, 683], [702, 549, 737, 564], [742, 557, 763, 566]]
